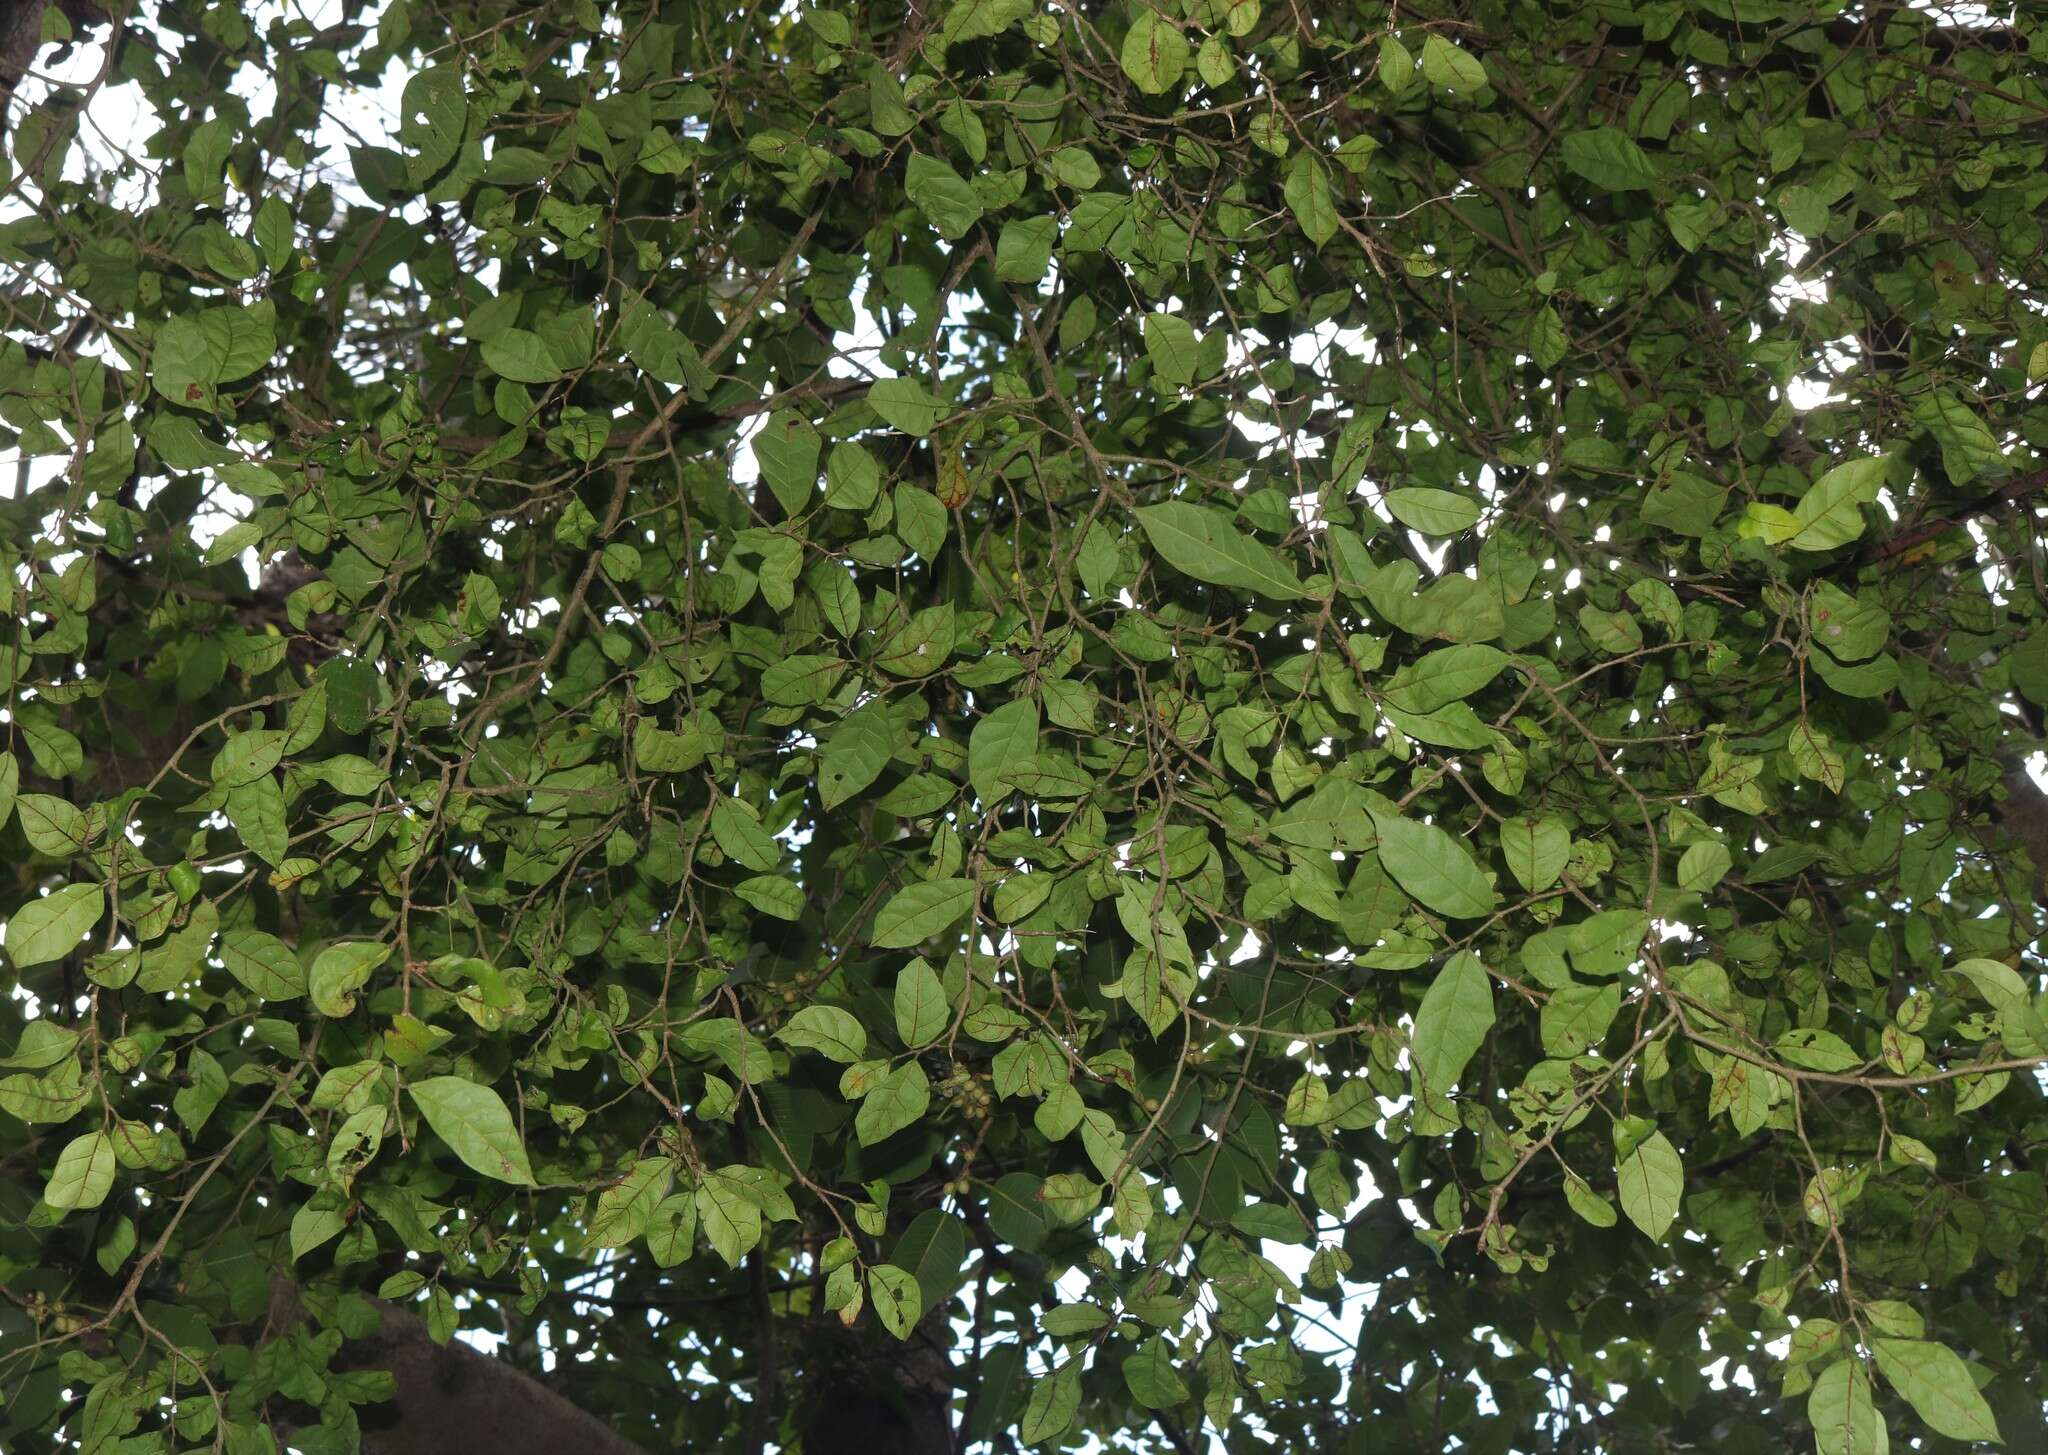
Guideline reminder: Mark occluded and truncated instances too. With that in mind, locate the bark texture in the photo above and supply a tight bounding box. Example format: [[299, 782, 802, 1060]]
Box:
[[342, 1302, 650, 1455]]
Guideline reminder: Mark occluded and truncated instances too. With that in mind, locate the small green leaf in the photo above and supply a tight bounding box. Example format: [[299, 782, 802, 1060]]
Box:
[[995, 215, 1059, 284], [753, 411, 821, 517], [1809, 1358, 1889, 1455], [1123, 1336, 1190, 1408], [1284, 152, 1339, 248], [219, 929, 307, 1001], [1499, 815, 1569, 892], [309, 940, 391, 1017], [1677, 840, 1732, 893], [969, 698, 1040, 804], [1385, 487, 1480, 536], [696, 1167, 763, 1267], [1563, 1174, 1617, 1228], [1020, 1359, 1082, 1444]]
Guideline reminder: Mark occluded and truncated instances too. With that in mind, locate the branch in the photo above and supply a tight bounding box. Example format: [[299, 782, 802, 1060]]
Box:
[[1855, 464, 2048, 569], [744, 1249, 780, 1455]]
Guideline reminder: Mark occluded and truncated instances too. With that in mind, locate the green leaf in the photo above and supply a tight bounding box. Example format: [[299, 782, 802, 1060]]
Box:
[[868, 1263, 922, 1337], [1385, 487, 1480, 536], [777, 1005, 868, 1062], [1119, 9, 1189, 96], [1677, 840, 1732, 893], [1040, 1303, 1110, 1336], [45, 1131, 116, 1211], [969, 698, 1040, 804], [868, 376, 948, 436], [309, 940, 391, 1017], [1123, 1336, 1190, 1408], [1499, 815, 1569, 892], [873, 878, 976, 948], [1563, 1174, 1618, 1228], [1283, 152, 1339, 248], [1369, 809, 1498, 918], [6, 883, 104, 968], [1871, 1339, 2001, 1444], [753, 411, 821, 516], [219, 929, 307, 1001], [894, 960, 951, 1046], [696, 1167, 764, 1267], [1788, 456, 1888, 551], [588, 1157, 675, 1249], [646, 1192, 699, 1267], [1615, 1129, 1683, 1241], [1541, 983, 1620, 1057], [1560, 126, 1661, 190], [995, 215, 1059, 284], [1020, 1359, 1082, 1444], [710, 797, 781, 872], [1135, 501, 1306, 599], [1378, 34, 1414, 94], [888, 1208, 967, 1314], [904, 152, 982, 238], [1382, 644, 1507, 713], [1810, 1359, 1889, 1455], [291, 1199, 346, 1260], [1410, 951, 1494, 1096], [14, 794, 89, 856], [408, 1077, 537, 1185], [481, 327, 564, 384], [1420, 35, 1487, 92], [855, 1060, 931, 1144], [1141, 312, 1201, 388], [153, 305, 277, 407]]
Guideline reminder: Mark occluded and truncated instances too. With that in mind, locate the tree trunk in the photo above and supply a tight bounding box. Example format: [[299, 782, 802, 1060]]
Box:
[[340, 1301, 650, 1455]]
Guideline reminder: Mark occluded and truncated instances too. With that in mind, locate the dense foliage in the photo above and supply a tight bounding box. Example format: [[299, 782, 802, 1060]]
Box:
[[2, 1, 2047, 1451]]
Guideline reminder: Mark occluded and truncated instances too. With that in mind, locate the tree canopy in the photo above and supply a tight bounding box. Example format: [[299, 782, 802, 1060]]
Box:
[[2, 1, 2047, 1452]]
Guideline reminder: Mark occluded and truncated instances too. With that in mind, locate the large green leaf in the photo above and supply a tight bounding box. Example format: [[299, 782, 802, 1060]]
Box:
[[1410, 952, 1494, 1094], [1871, 1339, 2000, 1444], [873, 878, 976, 948], [1614, 1129, 1683, 1242], [1370, 810, 1498, 918], [408, 1077, 537, 1186], [1135, 501, 1306, 599], [6, 883, 104, 968]]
